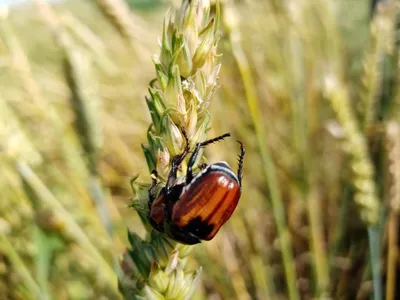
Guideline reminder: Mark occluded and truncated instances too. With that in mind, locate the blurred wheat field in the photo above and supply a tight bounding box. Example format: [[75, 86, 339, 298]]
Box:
[[0, 0, 399, 299]]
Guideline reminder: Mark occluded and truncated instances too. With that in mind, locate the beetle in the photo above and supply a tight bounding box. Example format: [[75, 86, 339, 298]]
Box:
[[147, 130, 245, 245]]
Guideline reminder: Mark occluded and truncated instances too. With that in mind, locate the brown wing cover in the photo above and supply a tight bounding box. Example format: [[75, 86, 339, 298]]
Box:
[[172, 172, 240, 240], [150, 194, 166, 225]]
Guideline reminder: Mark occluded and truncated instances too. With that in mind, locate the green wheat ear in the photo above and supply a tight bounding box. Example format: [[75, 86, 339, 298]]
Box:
[[119, 1, 221, 298]]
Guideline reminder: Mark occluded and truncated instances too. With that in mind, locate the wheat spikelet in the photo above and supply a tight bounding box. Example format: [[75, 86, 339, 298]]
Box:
[[360, 1, 397, 130]]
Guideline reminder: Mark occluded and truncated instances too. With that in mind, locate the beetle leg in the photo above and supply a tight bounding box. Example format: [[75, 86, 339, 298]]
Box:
[[186, 133, 231, 185], [166, 127, 191, 194], [236, 141, 245, 189], [186, 143, 201, 184], [166, 156, 181, 193]]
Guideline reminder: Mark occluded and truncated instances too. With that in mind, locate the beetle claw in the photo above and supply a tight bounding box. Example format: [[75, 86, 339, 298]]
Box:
[[198, 163, 208, 170]]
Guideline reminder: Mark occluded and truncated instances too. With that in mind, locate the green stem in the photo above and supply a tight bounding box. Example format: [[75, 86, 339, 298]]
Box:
[[368, 226, 382, 300]]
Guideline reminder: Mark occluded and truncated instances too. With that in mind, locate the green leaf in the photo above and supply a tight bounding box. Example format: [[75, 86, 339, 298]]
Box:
[[142, 144, 157, 173], [146, 96, 162, 133]]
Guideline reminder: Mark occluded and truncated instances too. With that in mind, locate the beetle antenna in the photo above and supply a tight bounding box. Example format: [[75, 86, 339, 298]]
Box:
[[174, 126, 190, 164], [181, 127, 191, 155], [186, 133, 231, 185], [199, 133, 231, 147], [172, 127, 191, 167], [236, 141, 245, 188]]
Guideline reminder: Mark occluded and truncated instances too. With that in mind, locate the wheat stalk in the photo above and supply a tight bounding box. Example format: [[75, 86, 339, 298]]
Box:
[[120, 1, 224, 298]]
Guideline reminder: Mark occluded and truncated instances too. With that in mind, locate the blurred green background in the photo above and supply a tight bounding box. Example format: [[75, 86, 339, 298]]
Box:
[[0, 0, 399, 299]]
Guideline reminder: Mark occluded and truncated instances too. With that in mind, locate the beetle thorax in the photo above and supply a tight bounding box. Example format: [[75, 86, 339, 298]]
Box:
[[180, 161, 239, 196]]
